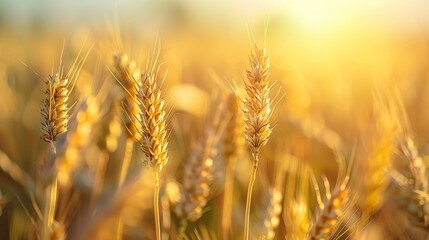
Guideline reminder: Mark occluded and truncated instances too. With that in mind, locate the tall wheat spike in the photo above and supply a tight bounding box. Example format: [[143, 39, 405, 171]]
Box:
[[242, 44, 272, 240], [134, 45, 169, 240], [173, 136, 216, 223]]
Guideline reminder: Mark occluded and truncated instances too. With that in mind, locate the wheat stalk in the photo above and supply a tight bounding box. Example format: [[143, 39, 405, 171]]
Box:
[[242, 44, 272, 240], [132, 46, 169, 240]]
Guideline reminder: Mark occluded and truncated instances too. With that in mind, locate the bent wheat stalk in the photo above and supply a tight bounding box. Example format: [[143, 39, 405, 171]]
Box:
[[242, 44, 272, 240]]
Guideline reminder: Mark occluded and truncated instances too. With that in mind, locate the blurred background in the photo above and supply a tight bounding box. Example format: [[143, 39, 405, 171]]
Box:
[[1, 0, 429, 167], [1, 0, 429, 239]]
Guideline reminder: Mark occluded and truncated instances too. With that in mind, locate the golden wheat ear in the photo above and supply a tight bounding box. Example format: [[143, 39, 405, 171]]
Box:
[[40, 72, 71, 153], [242, 44, 272, 156], [40, 45, 91, 153], [242, 43, 272, 240], [135, 71, 169, 172]]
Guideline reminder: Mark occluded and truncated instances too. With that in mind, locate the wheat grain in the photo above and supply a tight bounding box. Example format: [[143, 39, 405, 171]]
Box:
[[242, 44, 272, 155], [135, 71, 169, 172]]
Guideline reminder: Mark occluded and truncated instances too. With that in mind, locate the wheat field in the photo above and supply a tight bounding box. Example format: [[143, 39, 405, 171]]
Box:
[[0, 1, 429, 239]]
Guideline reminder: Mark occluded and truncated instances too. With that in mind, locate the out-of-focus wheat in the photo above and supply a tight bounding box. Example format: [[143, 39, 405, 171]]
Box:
[[358, 93, 400, 219], [258, 187, 283, 239], [173, 98, 226, 237], [391, 136, 429, 232], [113, 54, 142, 141], [310, 178, 351, 240], [57, 96, 101, 187], [221, 92, 245, 240]]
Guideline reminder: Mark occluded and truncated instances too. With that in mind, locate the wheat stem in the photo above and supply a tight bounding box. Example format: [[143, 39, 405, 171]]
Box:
[[244, 153, 259, 240], [178, 219, 188, 239], [222, 158, 236, 240], [119, 138, 134, 186], [154, 170, 161, 240], [41, 178, 58, 240], [115, 138, 134, 240]]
